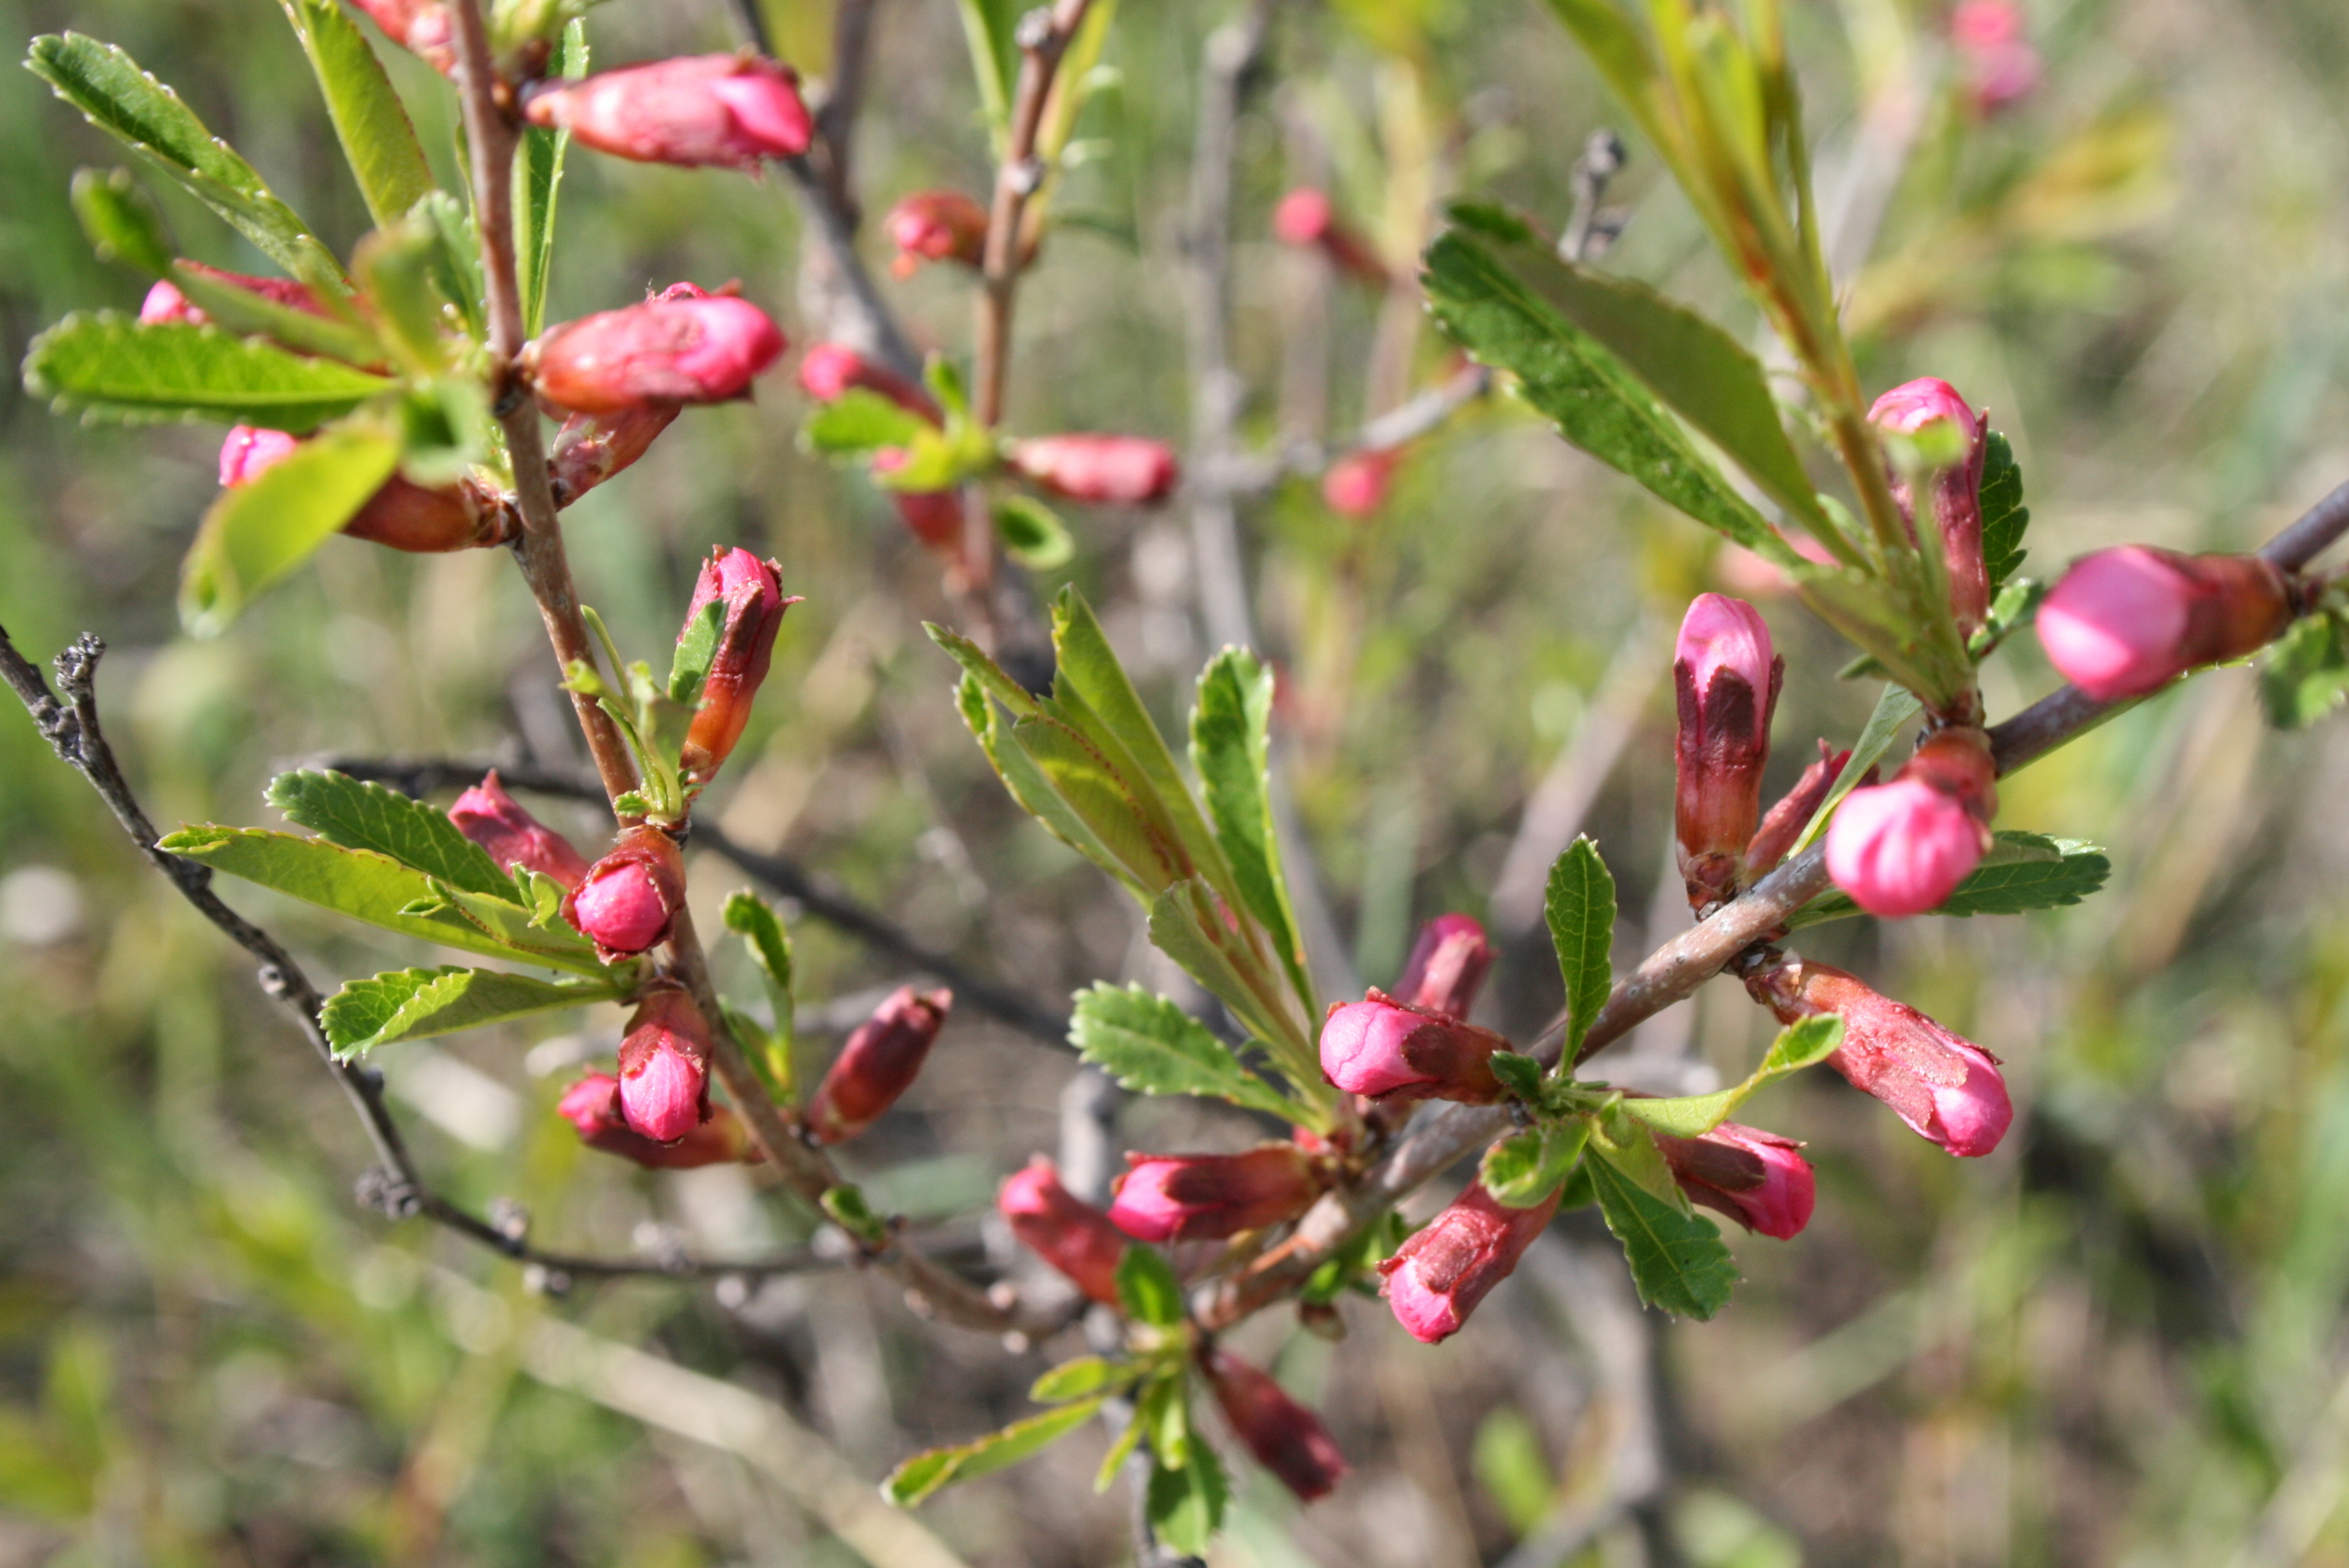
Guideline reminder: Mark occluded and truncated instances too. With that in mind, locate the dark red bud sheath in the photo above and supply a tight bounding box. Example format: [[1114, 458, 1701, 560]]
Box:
[[1653, 1123, 1815, 1239], [1379, 1179, 1562, 1344], [1748, 955, 2012, 1158], [1106, 1143, 1323, 1244], [804, 985, 952, 1144], [615, 982, 714, 1144], [1869, 378, 1991, 637], [796, 343, 941, 420], [677, 546, 795, 787], [1008, 435, 1180, 505], [1319, 990, 1509, 1103], [219, 429, 508, 553], [558, 1073, 754, 1168], [1393, 913, 1495, 1020], [349, 0, 456, 73], [1322, 447, 1401, 517], [1744, 741, 1853, 877], [449, 770, 591, 891], [2037, 545, 2295, 701], [1200, 1346, 1351, 1501], [547, 405, 682, 507], [143, 264, 325, 328], [563, 826, 687, 959], [1824, 726, 1996, 917], [1673, 593, 1783, 908], [997, 1157, 1128, 1306], [531, 284, 785, 414], [522, 54, 812, 169], [883, 190, 990, 276]]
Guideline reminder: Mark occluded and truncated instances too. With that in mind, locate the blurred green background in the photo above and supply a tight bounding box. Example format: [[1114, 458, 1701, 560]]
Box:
[[6, 0, 2349, 1563]]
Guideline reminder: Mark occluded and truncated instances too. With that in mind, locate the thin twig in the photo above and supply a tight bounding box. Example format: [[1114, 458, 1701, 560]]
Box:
[[1213, 363, 1494, 495]]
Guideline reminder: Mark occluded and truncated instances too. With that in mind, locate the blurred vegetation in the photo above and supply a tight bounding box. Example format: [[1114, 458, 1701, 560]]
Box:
[[5, 0, 2349, 1564]]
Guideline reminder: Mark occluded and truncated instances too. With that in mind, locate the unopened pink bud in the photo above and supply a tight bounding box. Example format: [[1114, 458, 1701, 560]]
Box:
[[676, 546, 795, 786], [998, 1157, 1128, 1306], [615, 983, 714, 1144], [1271, 187, 1388, 283], [1393, 914, 1494, 1019], [547, 405, 681, 507], [349, 0, 456, 72], [449, 771, 591, 891], [1320, 991, 1508, 1103], [884, 190, 989, 276], [893, 488, 966, 551], [563, 826, 686, 958], [1674, 593, 1783, 907], [1824, 726, 1996, 917], [1870, 377, 1990, 636], [795, 343, 940, 420], [804, 985, 952, 1143], [522, 54, 812, 169], [1745, 741, 1853, 877], [531, 287, 786, 414], [1950, 0, 2040, 112], [218, 425, 301, 488], [2036, 545, 2294, 701], [1378, 1179, 1561, 1344], [1107, 1144, 1322, 1243], [1653, 1123, 1814, 1238], [141, 279, 193, 324], [1008, 435, 1180, 506], [1201, 1347, 1350, 1500], [1748, 956, 2013, 1158], [1322, 448, 1401, 517], [341, 475, 507, 553], [558, 1073, 753, 1168]]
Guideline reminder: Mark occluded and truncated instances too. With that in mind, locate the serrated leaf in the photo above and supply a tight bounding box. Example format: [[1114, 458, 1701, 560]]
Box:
[[1031, 1356, 1127, 1404], [179, 425, 401, 636], [666, 599, 727, 707], [1114, 1245, 1185, 1328], [1789, 832, 2110, 927], [1978, 430, 2030, 590], [1012, 711, 1189, 893], [1616, 1016, 1843, 1136], [1546, 837, 1617, 1062], [1793, 682, 1922, 853], [1587, 1148, 1738, 1319], [1189, 648, 1311, 1018], [1137, 1370, 1187, 1468], [1481, 1119, 1592, 1209], [2261, 611, 2349, 730], [516, 19, 585, 338], [1144, 881, 1325, 1108], [993, 494, 1074, 570], [321, 965, 617, 1056], [24, 314, 392, 430], [355, 214, 462, 375], [952, 669, 1126, 880], [803, 388, 930, 456], [1146, 1445, 1228, 1557], [68, 167, 172, 273], [883, 1395, 1109, 1506], [1069, 983, 1305, 1123], [283, 0, 433, 230], [1489, 1050, 1546, 1103], [267, 770, 517, 899]]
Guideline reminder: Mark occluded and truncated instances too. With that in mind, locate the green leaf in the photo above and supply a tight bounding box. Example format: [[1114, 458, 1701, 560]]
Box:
[[1068, 983, 1305, 1123], [1977, 430, 2030, 591], [1545, 837, 1617, 1063], [803, 389, 930, 456], [321, 966, 618, 1056], [1031, 1357, 1128, 1404], [951, 670, 1126, 881], [883, 1395, 1109, 1506], [993, 495, 1074, 570], [722, 889, 796, 1098], [1481, 1119, 1592, 1209], [2261, 611, 2349, 730], [1094, 1404, 1148, 1493], [1615, 1016, 1843, 1136], [1793, 683, 1922, 853], [355, 214, 464, 375], [1789, 831, 2111, 927], [266, 770, 516, 899], [68, 166, 172, 273], [1489, 1051, 1547, 1103], [1114, 1245, 1185, 1328], [1144, 881, 1325, 1107], [1423, 224, 1799, 566], [24, 314, 393, 430], [282, 0, 433, 230], [28, 33, 344, 289], [159, 825, 608, 974], [1538, 0, 1669, 156], [179, 425, 401, 636], [1012, 711, 1190, 893], [516, 18, 585, 338], [954, 0, 1021, 133], [1587, 1148, 1739, 1319], [1137, 1370, 1188, 1468], [1145, 1445, 1229, 1558], [1189, 648, 1311, 1016], [666, 599, 727, 707], [820, 1184, 889, 1246]]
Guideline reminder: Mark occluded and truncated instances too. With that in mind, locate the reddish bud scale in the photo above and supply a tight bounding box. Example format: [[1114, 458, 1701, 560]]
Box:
[[796, 343, 941, 420], [448, 771, 591, 891], [1393, 913, 1495, 1020], [804, 986, 953, 1144], [1748, 955, 2012, 1158], [531, 284, 786, 415], [563, 826, 687, 960], [1869, 378, 1991, 638], [1200, 1347, 1351, 1501], [1009, 435, 1181, 506], [677, 547, 795, 786], [998, 1158, 1129, 1306], [558, 1074, 754, 1168], [1673, 594, 1783, 908], [523, 54, 812, 170], [1653, 1123, 1815, 1239], [1379, 1179, 1562, 1344], [1106, 1143, 1323, 1244], [1823, 726, 1997, 917], [547, 405, 682, 507], [884, 190, 990, 276], [1745, 741, 1853, 878], [1319, 990, 1510, 1103], [2036, 546, 2295, 701], [616, 983, 715, 1144]]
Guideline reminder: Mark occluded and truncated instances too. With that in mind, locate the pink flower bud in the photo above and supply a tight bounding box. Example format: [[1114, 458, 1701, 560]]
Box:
[[1744, 741, 1854, 877], [795, 343, 940, 420], [1393, 913, 1494, 1019], [615, 983, 714, 1143], [1378, 1179, 1562, 1344], [998, 1157, 1129, 1306], [521, 54, 812, 169], [558, 1073, 753, 1168], [218, 425, 301, 488], [893, 488, 966, 551], [144, 264, 328, 327], [562, 826, 687, 959], [1674, 593, 1783, 907], [349, 0, 456, 73], [1824, 726, 1997, 917], [1200, 1347, 1351, 1500], [676, 546, 796, 786], [1322, 448, 1401, 517], [1869, 378, 1990, 636], [884, 190, 989, 277], [1106, 1143, 1323, 1243], [1271, 187, 1389, 284], [1320, 991, 1508, 1103], [341, 475, 509, 553], [2036, 545, 2295, 701], [1748, 956, 2013, 1158], [804, 985, 953, 1144], [448, 771, 591, 891], [1008, 435, 1180, 506], [1950, 0, 2040, 113], [531, 285, 786, 414], [1653, 1123, 1814, 1239], [547, 405, 681, 507]]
